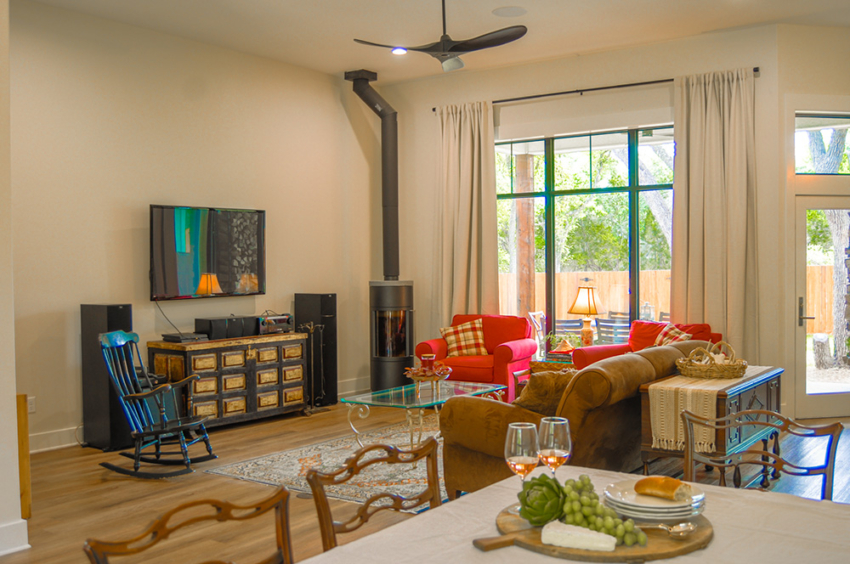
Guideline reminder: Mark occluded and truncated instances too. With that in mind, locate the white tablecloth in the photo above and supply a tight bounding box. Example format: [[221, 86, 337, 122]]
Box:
[[301, 466, 850, 564]]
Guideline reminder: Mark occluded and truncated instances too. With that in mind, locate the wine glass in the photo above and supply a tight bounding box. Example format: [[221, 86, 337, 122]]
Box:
[[504, 422, 540, 513], [538, 417, 572, 477]]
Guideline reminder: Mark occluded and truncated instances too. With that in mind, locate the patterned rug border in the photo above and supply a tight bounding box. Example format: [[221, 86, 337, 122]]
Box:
[[206, 416, 443, 506]]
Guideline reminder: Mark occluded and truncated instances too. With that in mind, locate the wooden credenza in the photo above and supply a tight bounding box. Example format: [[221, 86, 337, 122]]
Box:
[[639, 366, 783, 473], [147, 333, 308, 428]]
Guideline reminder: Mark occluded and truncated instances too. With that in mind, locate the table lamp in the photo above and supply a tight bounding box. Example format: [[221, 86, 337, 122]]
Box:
[[568, 286, 601, 347]]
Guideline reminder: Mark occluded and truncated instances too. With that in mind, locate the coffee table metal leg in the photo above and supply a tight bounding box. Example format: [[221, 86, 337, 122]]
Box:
[[347, 403, 370, 448], [405, 408, 425, 449]]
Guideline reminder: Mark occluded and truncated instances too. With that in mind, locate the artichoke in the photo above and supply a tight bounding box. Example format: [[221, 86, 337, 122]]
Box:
[[518, 474, 566, 526]]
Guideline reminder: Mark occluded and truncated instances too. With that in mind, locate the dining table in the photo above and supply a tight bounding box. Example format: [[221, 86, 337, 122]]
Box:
[[300, 465, 850, 564]]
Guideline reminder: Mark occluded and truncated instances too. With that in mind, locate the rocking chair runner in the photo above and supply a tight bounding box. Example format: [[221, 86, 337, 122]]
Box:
[[99, 330, 216, 479]]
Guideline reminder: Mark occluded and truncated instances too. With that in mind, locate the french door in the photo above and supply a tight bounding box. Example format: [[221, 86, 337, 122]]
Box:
[[795, 196, 850, 418]]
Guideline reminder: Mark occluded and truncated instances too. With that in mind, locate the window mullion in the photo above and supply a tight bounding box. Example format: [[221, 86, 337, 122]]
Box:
[[544, 138, 555, 347], [628, 130, 639, 322]]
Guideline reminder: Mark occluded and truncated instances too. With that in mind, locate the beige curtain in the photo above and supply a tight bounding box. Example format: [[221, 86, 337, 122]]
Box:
[[433, 102, 499, 329], [670, 68, 760, 362]]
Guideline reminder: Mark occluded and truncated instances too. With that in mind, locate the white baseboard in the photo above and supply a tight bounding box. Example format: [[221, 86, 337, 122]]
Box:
[[0, 519, 29, 557], [29, 426, 80, 453]]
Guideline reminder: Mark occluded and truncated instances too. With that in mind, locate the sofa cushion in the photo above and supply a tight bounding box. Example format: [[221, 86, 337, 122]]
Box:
[[674, 323, 712, 342], [441, 319, 488, 357], [441, 355, 495, 383], [628, 320, 665, 351], [512, 369, 577, 416], [654, 324, 692, 346]]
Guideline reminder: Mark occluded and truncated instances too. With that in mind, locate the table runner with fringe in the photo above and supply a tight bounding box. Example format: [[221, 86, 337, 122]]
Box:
[[649, 365, 767, 453]]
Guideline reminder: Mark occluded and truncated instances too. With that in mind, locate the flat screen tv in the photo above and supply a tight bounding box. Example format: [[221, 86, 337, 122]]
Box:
[[150, 205, 266, 301]]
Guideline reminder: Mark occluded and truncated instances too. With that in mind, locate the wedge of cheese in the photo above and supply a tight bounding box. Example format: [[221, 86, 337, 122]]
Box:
[[540, 521, 617, 552]]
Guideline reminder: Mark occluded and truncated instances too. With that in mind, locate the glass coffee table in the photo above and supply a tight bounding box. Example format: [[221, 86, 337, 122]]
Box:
[[341, 381, 505, 448]]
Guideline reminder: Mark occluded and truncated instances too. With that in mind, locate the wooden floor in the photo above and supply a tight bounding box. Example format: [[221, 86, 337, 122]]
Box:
[[1, 405, 414, 564], [2, 408, 847, 563]]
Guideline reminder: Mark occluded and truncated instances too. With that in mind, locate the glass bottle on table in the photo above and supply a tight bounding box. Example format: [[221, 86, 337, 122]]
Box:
[[538, 417, 572, 477], [504, 422, 540, 513]]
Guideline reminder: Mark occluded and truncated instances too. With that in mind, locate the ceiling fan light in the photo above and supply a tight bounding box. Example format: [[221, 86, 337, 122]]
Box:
[[441, 56, 465, 72], [391, 47, 407, 55]]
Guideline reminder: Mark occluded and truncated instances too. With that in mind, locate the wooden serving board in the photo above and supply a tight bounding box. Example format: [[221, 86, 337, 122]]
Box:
[[492, 506, 713, 562]]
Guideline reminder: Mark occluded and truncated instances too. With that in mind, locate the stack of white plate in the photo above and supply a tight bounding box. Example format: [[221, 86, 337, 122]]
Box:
[[603, 478, 705, 522]]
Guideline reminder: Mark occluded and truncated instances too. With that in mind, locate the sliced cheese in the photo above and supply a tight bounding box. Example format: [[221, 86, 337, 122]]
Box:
[[540, 521, 617, 552]]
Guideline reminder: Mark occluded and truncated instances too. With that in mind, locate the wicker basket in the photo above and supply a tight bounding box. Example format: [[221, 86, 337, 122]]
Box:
[[675, 341, 748, 379]]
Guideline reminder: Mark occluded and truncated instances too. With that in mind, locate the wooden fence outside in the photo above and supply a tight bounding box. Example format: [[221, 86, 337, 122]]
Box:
[[499, 265, 835, 334]]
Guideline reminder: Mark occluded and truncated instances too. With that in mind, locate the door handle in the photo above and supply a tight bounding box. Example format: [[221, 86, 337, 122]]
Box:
[[798, 297, 815, 327]]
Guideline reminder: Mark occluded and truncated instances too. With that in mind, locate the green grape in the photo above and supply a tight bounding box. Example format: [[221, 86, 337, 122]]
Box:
[[565, 479, 576, 489], [624, 519, 635, 533], [580, 495, 591, 506], [579, 474, 591, 485], [615, 524, 625, 537], [589, 492, 599, 501], [563, 485, 574, 496], [572, 500, 581, 513], [603, 516, 614, 530], [614, 518, 623, 527], [581, 506, 594, 517], [596, 516, 605, 528], [593, 504, 604, 516], [569, 490, 580, 501], [589, 523, 597, 531], [624, 532, 637, 547], [616, 536, 624, 546], [563, 500, 572, 514], [565, 513, 575, 525], [637, 530, 648, 547]]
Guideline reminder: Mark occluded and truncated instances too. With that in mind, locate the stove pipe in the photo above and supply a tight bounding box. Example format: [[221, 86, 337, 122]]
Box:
[[345, 70, 414, 391], [344, 69, 399, 281]]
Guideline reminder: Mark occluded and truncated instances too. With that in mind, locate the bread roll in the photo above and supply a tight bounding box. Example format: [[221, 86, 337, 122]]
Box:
[[634, 476, 694, 501]]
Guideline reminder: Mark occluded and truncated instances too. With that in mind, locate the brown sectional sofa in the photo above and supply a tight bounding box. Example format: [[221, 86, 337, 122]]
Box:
[[439, 340, 707, 499]]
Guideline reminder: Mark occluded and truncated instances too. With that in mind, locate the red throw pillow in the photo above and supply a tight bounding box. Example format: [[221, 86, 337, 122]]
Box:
[[654, 323, 693, 346], [440, 319, 488, 357], [628, 320, 665, 352]]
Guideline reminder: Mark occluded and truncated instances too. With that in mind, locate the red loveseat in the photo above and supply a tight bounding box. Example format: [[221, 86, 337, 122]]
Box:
[[415, 314, 537, 402], [570, 320, 722, 370]]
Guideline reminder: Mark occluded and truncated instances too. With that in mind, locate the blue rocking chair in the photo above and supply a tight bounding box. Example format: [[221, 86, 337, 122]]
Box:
[[99, 330, 216, 479]]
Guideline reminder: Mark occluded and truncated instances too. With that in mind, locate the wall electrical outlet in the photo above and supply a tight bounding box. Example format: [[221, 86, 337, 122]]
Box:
[[27, 396, 36, 414]]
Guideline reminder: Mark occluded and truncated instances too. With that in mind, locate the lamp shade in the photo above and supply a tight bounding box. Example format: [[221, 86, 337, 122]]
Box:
[[196, 273, 223, 295], [568, 286, 601, 316]]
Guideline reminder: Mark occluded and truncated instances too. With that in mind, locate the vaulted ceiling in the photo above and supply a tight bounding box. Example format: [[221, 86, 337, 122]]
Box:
[[30, 0, 850, 84]]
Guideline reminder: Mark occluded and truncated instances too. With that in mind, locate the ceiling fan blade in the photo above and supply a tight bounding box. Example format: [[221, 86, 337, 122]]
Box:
[[354, 38, 401, 50], [448, 25, 527, 53]]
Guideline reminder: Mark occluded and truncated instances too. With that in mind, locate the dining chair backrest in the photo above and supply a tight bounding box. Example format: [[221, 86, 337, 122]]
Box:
[[681, 409, 843, 501], [554, 318, 583, 336], [659, 312, 671, 323], [595, 318, 630, 344], [305, 437, 442, 552], [83, 487, 294, 564], [608, 311, 630, 320]]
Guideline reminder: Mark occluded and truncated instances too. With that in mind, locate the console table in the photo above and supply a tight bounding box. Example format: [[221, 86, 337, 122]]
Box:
[[639, 365, 783, 476], [147, 333, 308, 428]]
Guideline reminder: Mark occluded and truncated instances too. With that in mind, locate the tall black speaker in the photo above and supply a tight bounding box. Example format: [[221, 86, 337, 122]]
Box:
[[81, 304, 133, 451], [294, 293, 338, 406]]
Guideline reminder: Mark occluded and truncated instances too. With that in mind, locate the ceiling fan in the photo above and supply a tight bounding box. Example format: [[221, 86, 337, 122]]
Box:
[[354, 0, 527, 72]]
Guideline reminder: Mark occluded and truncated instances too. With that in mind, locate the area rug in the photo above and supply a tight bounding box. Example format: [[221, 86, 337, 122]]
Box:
[[207, 415, 446, 507]]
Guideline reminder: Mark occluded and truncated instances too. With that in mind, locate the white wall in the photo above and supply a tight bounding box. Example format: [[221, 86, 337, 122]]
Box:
[[0, 0, 28, 556], [381, 25, 784, 380], [11, 0, 382, 450]]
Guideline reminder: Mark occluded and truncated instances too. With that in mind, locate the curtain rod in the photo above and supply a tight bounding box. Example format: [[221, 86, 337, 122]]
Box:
[[431, 67, 760, 111]]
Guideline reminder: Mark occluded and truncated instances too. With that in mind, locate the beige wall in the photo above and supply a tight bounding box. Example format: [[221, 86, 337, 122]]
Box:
[[1, 0, 28, 556], [381, 25, 785, 389], [11, 0, 382, 450]]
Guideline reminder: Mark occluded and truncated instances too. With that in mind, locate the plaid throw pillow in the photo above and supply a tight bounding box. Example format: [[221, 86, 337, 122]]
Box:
[[440, 319, 488, 357], [654, 323, 693, 346]]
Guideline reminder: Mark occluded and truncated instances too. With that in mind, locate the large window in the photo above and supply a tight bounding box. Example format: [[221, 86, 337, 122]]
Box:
[[795, 114, 850, 175], [496, 127, 673, 347]]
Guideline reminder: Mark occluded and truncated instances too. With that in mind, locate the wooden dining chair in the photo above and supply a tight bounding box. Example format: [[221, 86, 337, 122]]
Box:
[[305, 437, 442, 551], [83, 486, 294, 563], [681, 409, 843, 500]]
